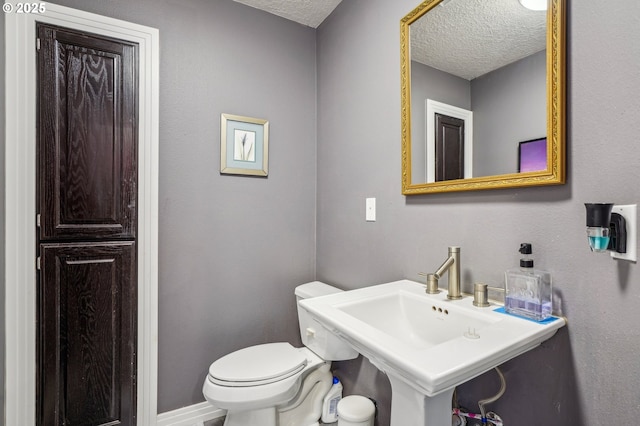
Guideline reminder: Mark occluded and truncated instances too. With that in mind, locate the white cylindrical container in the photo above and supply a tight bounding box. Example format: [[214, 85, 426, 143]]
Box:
[[337, 395, 375, 426], [321, 376, 343, 423]]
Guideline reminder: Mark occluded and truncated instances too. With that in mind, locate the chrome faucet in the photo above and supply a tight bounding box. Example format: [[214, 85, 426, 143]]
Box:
[[425, 246, 461, 299]]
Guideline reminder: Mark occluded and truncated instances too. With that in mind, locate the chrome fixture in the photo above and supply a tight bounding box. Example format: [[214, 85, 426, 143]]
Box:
[[428, 246, 461, 299], [472, 283, 490, 307]]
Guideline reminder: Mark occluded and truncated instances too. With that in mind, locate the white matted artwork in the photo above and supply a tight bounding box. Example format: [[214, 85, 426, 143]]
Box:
[[234, 129, 256, 162], [221, 113, 269, 176]]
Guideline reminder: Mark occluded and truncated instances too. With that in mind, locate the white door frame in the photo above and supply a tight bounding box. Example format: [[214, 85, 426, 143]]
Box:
[[425, 99, 473, 182], [4, 4, 159, 425]]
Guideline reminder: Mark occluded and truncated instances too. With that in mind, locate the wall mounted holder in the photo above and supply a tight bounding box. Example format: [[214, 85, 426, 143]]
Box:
[[584, 203, 637, 262]]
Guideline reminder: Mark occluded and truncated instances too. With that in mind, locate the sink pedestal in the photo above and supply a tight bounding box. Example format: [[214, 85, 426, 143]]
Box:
[[388, 375, 454, 426]]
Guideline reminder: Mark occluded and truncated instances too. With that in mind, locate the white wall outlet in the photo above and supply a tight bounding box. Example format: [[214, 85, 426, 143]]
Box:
[[366, 198, 376, 222], [611, 204, 637, 262]]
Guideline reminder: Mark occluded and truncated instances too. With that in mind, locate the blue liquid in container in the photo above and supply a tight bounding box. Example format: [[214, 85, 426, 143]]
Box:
[[589, 235, 610, 251]]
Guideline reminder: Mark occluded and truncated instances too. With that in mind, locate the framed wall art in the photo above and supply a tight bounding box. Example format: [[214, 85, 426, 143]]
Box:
[[220, 113, 269, 176]]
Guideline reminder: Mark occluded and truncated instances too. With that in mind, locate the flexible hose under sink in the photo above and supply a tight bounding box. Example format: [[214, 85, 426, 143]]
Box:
[[478, 367, 506, 420]]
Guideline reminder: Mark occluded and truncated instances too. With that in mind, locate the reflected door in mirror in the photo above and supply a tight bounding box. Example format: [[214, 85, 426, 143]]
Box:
[[435, 113, 465, 181]]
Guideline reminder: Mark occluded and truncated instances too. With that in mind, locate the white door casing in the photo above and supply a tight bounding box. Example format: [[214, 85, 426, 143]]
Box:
[[4, 4, 159, 424]]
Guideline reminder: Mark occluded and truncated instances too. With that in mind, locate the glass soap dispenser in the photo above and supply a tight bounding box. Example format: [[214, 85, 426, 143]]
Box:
[[504, 243, 552, 321]]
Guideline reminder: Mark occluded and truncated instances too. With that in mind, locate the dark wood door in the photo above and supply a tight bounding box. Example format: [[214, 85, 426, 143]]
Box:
[[39, 242, 137, 426], [435, 113, 465, 181], [37, 23, 138, 426], [37, 24, 138, 241]]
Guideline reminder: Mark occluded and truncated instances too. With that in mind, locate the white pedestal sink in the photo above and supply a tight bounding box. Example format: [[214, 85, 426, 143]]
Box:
[[299, 279, 566, 426]]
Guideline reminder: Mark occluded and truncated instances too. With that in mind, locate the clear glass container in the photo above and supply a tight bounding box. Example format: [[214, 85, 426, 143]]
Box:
[[504, 267, 552, 321]]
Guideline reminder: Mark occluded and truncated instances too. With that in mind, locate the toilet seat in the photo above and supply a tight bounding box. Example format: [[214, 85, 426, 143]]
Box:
[[203, 343, 324, 411], [208, 342, 308, 387]]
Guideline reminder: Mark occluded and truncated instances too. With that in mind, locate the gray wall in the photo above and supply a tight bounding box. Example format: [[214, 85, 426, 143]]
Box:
[[10, 0, 317, 413], [317, 1, 640, 426], [410, 61, 470, 182], [472, 50, 547, 176]]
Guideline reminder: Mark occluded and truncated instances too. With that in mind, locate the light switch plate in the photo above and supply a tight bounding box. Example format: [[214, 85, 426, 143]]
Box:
[[611, 204, 637, 262], [366, 198, 376, 222]]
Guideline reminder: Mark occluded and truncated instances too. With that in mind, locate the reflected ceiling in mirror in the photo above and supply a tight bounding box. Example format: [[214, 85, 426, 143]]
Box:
[[400, 0, 566, 195], [411, 1, 545, 80]]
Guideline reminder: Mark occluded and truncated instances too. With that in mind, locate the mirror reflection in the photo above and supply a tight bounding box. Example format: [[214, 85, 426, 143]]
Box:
[[400, 0, 566, 194], [412, 0, 546, 181]]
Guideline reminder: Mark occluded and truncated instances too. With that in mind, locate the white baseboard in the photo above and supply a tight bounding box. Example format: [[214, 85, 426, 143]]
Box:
[[157, 402, 226, 426]]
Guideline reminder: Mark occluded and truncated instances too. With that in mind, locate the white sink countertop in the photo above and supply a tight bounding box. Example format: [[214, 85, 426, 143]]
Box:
[[299, 279, 566, 396]]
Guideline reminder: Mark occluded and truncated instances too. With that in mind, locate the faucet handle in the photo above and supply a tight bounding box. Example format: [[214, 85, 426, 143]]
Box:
[[472, 283, 490, 307], [418, 272, 440, 294]]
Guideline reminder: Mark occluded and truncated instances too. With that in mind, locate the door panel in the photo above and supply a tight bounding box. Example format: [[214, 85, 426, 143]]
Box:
[[38, 24, 138, 241], [39, 242, 137, 426], [435, 113, 465, 181], [37, 23, 139, 426]]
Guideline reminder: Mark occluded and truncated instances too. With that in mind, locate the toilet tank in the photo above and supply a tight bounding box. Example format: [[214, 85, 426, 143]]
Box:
[[295, 282, 359, 361]]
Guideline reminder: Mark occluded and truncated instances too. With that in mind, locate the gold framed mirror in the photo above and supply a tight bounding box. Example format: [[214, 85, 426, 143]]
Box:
[[400, 0, 565, 194]]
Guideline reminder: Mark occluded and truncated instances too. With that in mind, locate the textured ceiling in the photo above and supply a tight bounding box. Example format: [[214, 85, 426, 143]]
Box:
[[233, 0, 343, 28], [411, 0, 546, 80], [234, 0, 546, 80]]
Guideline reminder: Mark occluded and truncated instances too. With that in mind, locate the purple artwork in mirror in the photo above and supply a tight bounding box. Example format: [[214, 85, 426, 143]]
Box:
[[518, 137, 547, 173]]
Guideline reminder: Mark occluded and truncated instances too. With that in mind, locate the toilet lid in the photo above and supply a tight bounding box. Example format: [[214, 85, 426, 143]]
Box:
[[208, 343, 307, 386]]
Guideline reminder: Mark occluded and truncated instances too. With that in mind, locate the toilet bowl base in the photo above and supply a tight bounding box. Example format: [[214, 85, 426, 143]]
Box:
[[223, 406, 276, 426]]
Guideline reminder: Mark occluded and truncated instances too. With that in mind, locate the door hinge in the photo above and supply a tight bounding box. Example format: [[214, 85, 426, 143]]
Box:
[[36, 38, 41, 50], [36, 213, 41, 227], [37, 256, 41, 270]]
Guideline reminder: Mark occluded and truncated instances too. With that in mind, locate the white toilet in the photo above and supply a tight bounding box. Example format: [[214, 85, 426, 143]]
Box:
[[203, 281, 359, 426]]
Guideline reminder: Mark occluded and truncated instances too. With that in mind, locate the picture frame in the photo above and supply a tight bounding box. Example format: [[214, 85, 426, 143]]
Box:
[[220, 113, 269, 176], [518, 137, 547, 173]]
